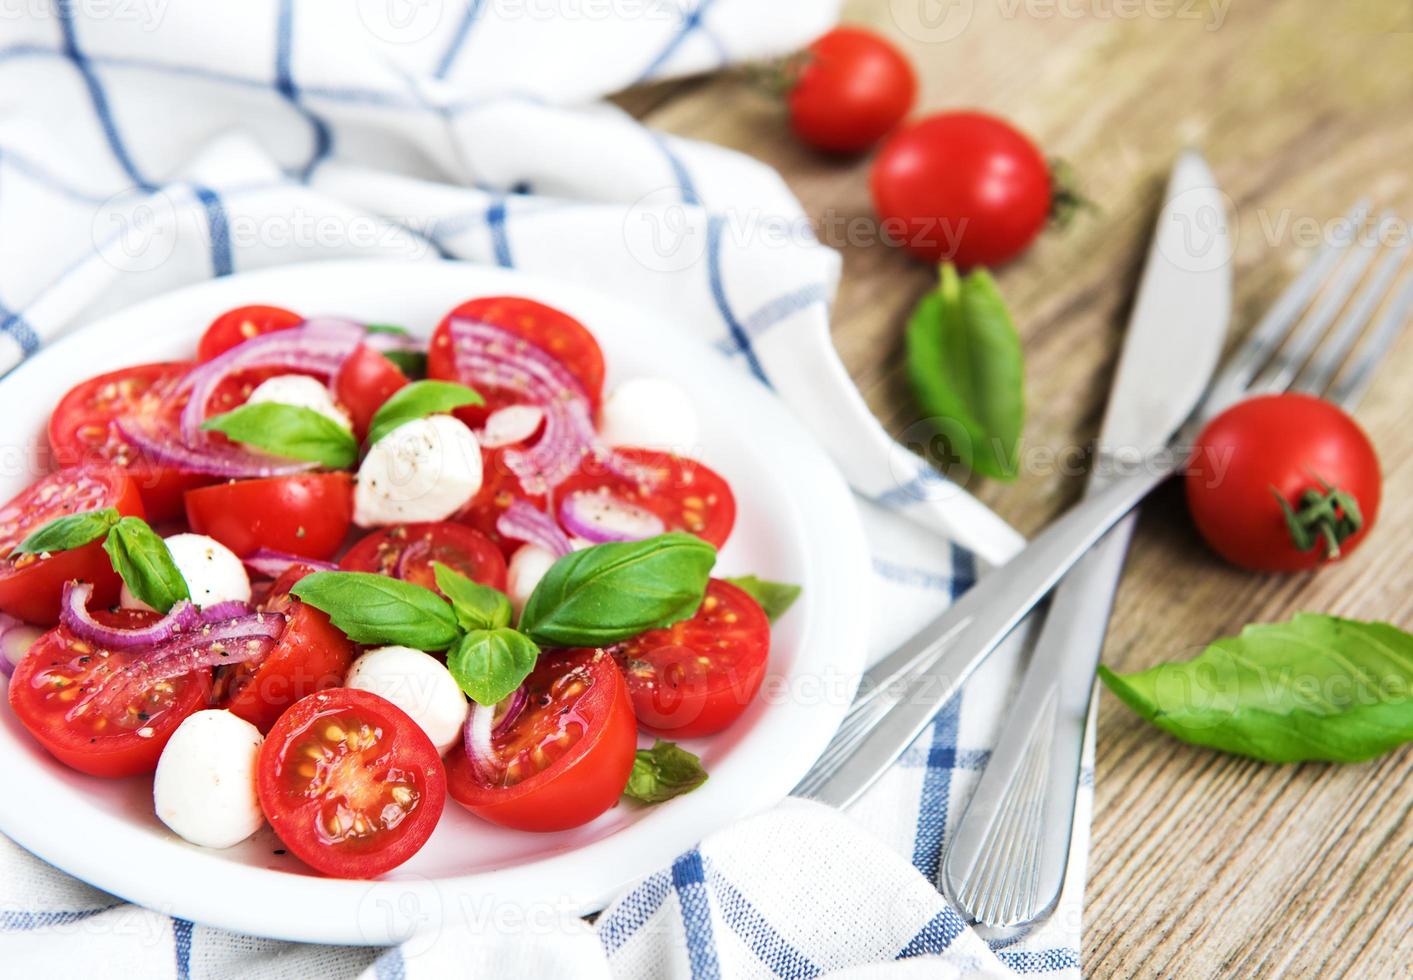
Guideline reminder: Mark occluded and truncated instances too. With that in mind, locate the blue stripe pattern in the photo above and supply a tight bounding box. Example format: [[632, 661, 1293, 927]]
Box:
[[637, 0, 718, 82], [707, 868, 820, 978], [0, 906, 117, 930], [433, 0, 487, 80], [275, 0, 333, 180], [672, 850, 721, 980], [173, 917, 194, 980], [373, 947, 407, 980], [0, 299, 40, 356], [896, 908, 968, 960], [53, 0, 150, 188], [599, 870, 672, 955], [998, 947, 1083, 973], [706, 215, 768, 384], [192, 186, 233, 277], [648, 130, 700, 205], [485, 195, 513, 267]]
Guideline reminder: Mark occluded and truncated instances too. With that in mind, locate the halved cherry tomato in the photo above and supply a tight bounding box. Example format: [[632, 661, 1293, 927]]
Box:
[[427, 296, 605, 426], [8, 610, 210, 776], [334, 344, 408, 441], [341, 522, 507, 593], [1186, 393, 1382, 572], [217, 583, 355, 734], [555, 448, 736, 548], [257, 688, 446, 878], [457, 448, 548, 558], [197, 304, 303, 362], [610, 579, 770, 738], [48, 361, 210, 522], [185, 473, 353, 560], [0, 466, 144, 625], [445, 648, 636, 832]]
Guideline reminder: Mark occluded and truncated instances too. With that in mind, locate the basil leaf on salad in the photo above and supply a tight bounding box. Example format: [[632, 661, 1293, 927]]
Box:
[[381, 350, 427, 380], [434, 562, 512, 631], [11, 507, 120, 557], [201, 402, 357, 469], [624, 740, 708, 804], [905, 263, 1025, 481], [446, 628, 540, 706], [291, 571, 460, 650], [724, 575, 801, 623], [1099, 613, 1413, 764], [519, 533, 717, 647], [365, 380, 484, 446], [102, 517, 190, 613], [365, 323, 410, 335]]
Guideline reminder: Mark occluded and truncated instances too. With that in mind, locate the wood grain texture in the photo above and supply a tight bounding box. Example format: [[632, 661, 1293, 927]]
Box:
[[621, 0, 1413, 975]]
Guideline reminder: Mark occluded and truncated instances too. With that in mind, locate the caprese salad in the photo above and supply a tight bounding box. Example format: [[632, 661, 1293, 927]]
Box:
[[0, 297, 800, 879]]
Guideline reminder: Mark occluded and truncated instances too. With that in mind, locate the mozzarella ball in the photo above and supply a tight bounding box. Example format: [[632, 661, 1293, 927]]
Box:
[[246, 374, 351, 431], [121, 533, 251, 611], [153, 710, 264, 849], [598, 377, 699, 454], [345, 646, 469, 755], [506, 544, 558, 616], [354, 415, 484, 526]]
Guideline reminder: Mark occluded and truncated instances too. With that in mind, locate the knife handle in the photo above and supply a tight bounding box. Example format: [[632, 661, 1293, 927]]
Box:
[[940, 511, 1136, 927]]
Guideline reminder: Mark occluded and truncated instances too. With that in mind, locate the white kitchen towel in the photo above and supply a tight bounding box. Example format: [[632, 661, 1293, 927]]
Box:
[[0, 2, 1087, 977]]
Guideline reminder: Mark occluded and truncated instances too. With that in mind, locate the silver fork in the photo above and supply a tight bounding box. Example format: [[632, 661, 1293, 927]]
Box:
[[793, 208, 1413, 814], [941, 208, 1413, 929]]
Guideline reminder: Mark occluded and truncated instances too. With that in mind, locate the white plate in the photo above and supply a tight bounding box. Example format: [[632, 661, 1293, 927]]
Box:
[[0, 260, 870, 945]]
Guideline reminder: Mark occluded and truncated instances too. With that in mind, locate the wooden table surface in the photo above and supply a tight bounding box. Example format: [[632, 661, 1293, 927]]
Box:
[[619, 2, 1413, 975]]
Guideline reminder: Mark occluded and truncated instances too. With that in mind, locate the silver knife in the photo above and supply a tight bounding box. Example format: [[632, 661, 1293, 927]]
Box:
[[941, 151, 1233, 926]]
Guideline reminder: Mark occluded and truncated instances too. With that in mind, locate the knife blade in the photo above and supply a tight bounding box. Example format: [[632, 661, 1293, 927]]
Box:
[[940, 150, 1233, 926], [793, 151, 1232, 814]]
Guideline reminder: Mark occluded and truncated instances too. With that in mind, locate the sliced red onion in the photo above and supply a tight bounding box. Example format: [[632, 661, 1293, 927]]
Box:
[[243, 548, 339, 579], [0, 613, 41, 678], [558, 489, 665, 543], [61, 581, 201, 649], [448, 317, 596, 494], [478, 404, 546, 449], [496, 499, 572, 558], [492, 685, 527, 737], [117, 414, 318, 479], [464, 699, 498, 784], [199, 600, 253, 622], [364, 330, 426, 355], [299, 316, 367, 344]]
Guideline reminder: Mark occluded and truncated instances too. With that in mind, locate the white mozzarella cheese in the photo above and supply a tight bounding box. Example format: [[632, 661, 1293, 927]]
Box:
[[121, 533, 251, 611], [153, 710, 265, 849], [246, 374, 352, 431], [345, 645, 469, 755], [598, 377, 700, 455], [506, 544, 558, 616], [354, 415, 484, 526]]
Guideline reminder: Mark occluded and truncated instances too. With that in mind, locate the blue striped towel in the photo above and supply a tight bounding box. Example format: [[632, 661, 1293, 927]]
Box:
[[0, 2, 1088, 976]]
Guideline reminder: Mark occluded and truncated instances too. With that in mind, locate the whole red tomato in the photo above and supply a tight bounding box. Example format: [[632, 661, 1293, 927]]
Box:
[[1185, 394, 1381, 573], [871, 111, 1053, 268], [787, 27, 916, 154]]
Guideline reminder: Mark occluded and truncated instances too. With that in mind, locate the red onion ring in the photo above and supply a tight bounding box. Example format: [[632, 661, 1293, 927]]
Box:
[[243, 549, 339, 579], [364, 330, 425, 355], [61, 581, 201, 649], [199, 600, 254, 622], [496, 499, 572, 558], [463, 685, 529, 784], [492, 684, 528, 737], [117, 414, 319, 480], [558, 489, 665, 544], [0, 612, 40, 678]]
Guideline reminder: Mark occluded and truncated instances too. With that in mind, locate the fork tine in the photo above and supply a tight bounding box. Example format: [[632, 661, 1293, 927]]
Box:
[[1203, 200, 1369, 411], [1251, 213, 1387, 395], [1293, 231, 1412, 397], [1327, 270, 1413, 409]]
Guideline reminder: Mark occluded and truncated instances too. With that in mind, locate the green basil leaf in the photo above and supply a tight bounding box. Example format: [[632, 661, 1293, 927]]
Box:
[[433, 561, 512, 631], [446, 628, 540, 706], [519, 533, 717, 647], [905, 263, 1025, 480], [366, 380, 484, 446], [102, 517, 190, 613], [1098, 613, 1413, 763], [11, 507, 120, 557], [724, 575, 801, 623], [382, 350, 427, 380], [290, 571, 460, 650], [624, 740, 708, 804], [365, 323, 410, 336], [201, 402, 357, 469]]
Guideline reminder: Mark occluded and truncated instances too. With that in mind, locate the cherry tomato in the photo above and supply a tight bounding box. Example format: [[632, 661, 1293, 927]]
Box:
[[48, 361, 211, 522], [445, 648, 636, 832], [8, 610, 210, 776], [555, 449, 736, 548], [0, 467, 144, 625], [610, 579, 770, 738], [787, 26, 916, 154], [1186, 394, 1382, 573], [457, 448, 548, 558], [184, 473, 353, 560], [217, 583, 356, 734], [257, 688, 446, 878], [341, 522, 508, 593], [334, 344, 408, 441], [871, 112, 1052, 268], [197, 304, 303, 361], [427, 296, 605, 426]]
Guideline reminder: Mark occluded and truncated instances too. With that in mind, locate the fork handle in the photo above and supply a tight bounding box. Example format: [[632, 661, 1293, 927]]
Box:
[[793, 460, 1175, 808], [940, 511, 1136, 926]]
